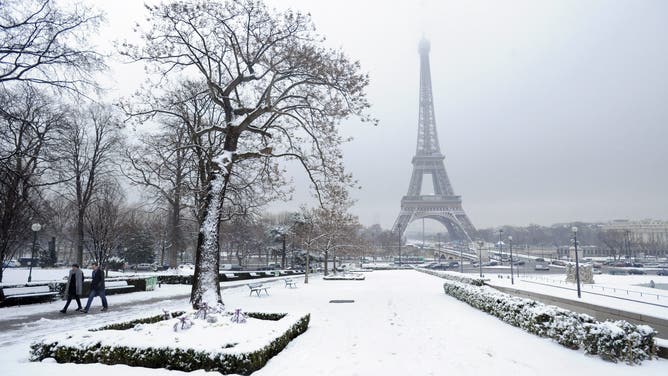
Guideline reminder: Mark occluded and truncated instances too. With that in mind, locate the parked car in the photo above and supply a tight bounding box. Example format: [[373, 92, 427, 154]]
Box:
[[626, 269, 646, 275], [657, 269, 668, 276], [534, 264, 550, 271], [534, 258, 545, 263], [220, 264, 243, 271], [132, 263, 154, 271], [592, 269, 603, 275], [447, 261, 460, 268], [512, 260, 526, 266], [430, 263, 450, 270], [177, 264, 195, 273]]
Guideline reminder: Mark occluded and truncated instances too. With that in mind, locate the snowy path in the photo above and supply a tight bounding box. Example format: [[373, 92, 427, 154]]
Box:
[[1, 270, 666, 375]]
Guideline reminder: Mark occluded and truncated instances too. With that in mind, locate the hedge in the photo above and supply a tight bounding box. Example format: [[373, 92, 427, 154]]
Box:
[[415, 267, 485, 286], [441, 279, 657, 364], [31, 312, 310, 375], [157, 270, 303, 285]]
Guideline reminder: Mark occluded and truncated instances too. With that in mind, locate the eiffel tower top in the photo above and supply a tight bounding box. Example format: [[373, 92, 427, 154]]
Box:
[[415, 37, 441, 157]]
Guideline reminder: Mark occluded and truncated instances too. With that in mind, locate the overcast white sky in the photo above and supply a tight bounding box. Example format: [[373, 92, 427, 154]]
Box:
[[88, 0, 668, 230]]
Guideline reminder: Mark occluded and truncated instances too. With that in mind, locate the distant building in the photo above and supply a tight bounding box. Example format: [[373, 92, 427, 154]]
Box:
[[602, 219, 668, 245]]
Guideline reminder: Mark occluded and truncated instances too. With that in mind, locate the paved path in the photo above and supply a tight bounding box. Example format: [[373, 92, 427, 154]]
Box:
[[0, 276, 292, 346]]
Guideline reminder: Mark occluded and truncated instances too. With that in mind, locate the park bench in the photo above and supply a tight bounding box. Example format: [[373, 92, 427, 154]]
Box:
[[224, 273, 238, 279], [249, 272, 260, 277], [247, 282, 270, 296], [0, 285, 59, 307], [284, 278, 297, 288], [104, 280, 135, 293]]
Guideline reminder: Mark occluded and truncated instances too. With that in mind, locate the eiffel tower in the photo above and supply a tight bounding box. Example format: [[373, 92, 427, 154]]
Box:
[[392, 38, 476, 243]]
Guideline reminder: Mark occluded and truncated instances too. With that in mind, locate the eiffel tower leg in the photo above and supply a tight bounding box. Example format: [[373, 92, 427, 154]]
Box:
[[392, 212, 413, 236]]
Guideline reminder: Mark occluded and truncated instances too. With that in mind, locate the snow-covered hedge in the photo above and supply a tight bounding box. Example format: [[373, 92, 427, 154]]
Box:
[[31, 311, 310, 375], [442, 280, 657, 364], [322, 273, 365, 281], [158, 271, 302, 285], [415, 268, 485, 286]]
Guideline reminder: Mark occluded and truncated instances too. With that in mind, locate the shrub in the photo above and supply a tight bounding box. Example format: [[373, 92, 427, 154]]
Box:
[[30, 312, 310, 375], [442, 279, 656, 364]]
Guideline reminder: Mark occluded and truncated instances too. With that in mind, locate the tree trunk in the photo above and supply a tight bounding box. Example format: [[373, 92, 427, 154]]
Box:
[[168, 198, 180, 268], [76, 212, 85, 265], [304, 248, 310, 284], [324, 250, 329, 276], [281, 236, 286, 269], [190, 159, 233, 308]]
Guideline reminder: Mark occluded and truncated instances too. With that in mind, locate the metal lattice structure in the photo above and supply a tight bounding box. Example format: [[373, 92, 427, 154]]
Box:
[[392, 38, 476, 243]]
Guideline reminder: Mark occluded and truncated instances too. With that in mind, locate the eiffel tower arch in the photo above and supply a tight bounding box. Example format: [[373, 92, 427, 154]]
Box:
[[392, 38, 476, 243]]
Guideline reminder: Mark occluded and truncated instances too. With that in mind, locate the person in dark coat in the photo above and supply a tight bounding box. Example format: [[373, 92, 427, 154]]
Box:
[[82, 262, 108, 313], [60, 264, 83, 313]]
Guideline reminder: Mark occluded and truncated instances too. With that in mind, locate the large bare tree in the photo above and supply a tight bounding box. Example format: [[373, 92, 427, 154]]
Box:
[[0, 0, 104, 93], [124, 0, 373, 306], [124, 119, 194, 268], [55, 104, 121, 265], [0, 84, 64, 281]]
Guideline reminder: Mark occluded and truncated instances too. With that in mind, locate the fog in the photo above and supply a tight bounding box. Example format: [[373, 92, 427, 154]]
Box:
[[91, 0, 668, 229]]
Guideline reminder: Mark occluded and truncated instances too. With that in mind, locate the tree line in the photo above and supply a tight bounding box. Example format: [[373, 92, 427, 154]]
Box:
[[0, 0, 381, 308]]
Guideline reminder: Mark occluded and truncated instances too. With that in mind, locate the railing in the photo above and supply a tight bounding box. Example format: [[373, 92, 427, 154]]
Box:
[[519, 274, 668, 301]]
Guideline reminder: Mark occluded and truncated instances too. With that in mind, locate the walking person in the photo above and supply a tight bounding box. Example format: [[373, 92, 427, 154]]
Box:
[[59, 264, 83, 313], [82, 262, 108, 313]]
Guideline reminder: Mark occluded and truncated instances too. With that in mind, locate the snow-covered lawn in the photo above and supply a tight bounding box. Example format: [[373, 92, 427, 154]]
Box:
[[1, 270, 666, 375], [483, 273, 668, 320]]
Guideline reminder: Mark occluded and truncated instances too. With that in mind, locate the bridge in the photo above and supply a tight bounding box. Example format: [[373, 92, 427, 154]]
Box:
[[434, 246, 479, 261]]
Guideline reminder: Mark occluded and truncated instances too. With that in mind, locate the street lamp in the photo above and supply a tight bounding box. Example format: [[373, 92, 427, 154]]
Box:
[[459, 242, 464, 273], [477, 240, 484, 278], [572, 226, 582, 298], [508, 235, 514, 285], [498, 229, 504, 260], [28, 222, 41, 283]]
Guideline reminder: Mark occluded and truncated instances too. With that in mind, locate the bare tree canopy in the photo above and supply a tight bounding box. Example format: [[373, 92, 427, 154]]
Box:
[[0, 83, 64, 281], [54, 103, 121, 265], [0, 0, 104, 92], [123, 0, 373, 307]]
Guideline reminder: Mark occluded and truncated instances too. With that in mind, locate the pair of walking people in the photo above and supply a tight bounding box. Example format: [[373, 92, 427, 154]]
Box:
[[60, 262, 108, 314]]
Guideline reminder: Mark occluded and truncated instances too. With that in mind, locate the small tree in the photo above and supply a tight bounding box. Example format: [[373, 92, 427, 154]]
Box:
[[85, 179, 124, 267]]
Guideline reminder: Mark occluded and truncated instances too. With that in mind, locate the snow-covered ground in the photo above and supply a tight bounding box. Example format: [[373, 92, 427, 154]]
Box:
[[482, 273, 668, 320], [1, 270, 666, 375], [480, 275, 668, 319]]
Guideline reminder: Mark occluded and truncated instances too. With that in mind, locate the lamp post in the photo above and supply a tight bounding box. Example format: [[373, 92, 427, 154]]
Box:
[[508, 235, 514, 285], [477, 240, 484, 278], [28, 223, 41, 283], [573, 226, 581, 298], [398, 234, 402, 267], [498, 229, 504, 261], [459, 242, 464, 273]]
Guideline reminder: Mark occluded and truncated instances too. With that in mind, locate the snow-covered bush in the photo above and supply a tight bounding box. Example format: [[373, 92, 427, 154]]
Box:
[[415, 268, 485, 286], [31, 311, 310, 375], [582, 321, 657, 364], [442, 280, 657, 364], [105, 256, 126, 271]]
